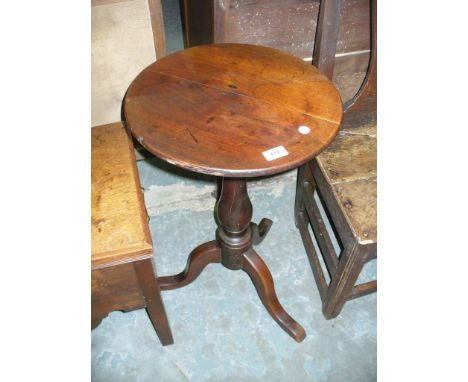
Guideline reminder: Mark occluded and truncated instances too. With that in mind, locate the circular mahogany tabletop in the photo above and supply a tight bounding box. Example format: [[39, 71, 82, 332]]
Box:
[[124, 44, 343, 177]]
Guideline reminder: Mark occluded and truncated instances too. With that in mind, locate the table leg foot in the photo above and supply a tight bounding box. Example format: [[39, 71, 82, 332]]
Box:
[[250, 218, 273, 245], [242, 249, 306, 342], [158, 241, 221, 291]]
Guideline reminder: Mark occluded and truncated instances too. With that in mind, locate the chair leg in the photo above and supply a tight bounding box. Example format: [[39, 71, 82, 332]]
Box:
[[134, 259, 174, 346], [322, 243, 367, 319], [295, 164, 314, 228]]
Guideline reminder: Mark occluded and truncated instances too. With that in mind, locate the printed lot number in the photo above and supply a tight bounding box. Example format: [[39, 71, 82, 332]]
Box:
[[262, 146, 289, 161]]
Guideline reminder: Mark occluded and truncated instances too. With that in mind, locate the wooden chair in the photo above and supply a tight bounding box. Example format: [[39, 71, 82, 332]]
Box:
[[92, 122, 174, 346], [295, 0, 377, 319]]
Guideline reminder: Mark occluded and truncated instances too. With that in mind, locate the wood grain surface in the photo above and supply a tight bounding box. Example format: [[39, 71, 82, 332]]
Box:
[[92, 262, 146, 327], [183, 0, 370, 60], [341, 0, 376, 129], [91, 123, 153, 270], [124, 44, 343, 177], [317, 128, 376, 184], [316, 125, 376, 243], [333, 176, 376, 243], [182, 0, 372, 106]]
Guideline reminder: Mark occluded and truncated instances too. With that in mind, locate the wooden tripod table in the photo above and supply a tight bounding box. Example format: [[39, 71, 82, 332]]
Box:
[[124, 44, 342, 342]]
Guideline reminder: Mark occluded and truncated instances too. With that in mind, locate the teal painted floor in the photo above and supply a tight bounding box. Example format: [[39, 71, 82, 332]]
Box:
[[91, 157, 377, 382], [92, 3, 376, 380]]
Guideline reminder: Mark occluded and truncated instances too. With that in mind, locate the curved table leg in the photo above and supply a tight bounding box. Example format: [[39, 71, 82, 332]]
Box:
[[242, 249, 306, 342], [158, 241, 222, 291], [250, 218, 273, 246]]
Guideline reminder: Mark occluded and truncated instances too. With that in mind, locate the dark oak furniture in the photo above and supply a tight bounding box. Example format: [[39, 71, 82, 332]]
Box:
[[295, 0, 376, 319], [91, 122, 174, 346], [124, 43, 343, 342]]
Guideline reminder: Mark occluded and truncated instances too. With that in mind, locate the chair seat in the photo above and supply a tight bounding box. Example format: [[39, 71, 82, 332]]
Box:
[[314, 125, 376, 244], [91, 122, 153, 270]]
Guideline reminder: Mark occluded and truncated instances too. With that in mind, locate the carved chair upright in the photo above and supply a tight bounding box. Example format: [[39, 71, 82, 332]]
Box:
[[295, 0, 377, 319]]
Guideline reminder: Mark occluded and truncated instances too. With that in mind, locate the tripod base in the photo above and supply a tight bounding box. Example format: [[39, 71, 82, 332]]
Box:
[[158, 178, 306, 342]]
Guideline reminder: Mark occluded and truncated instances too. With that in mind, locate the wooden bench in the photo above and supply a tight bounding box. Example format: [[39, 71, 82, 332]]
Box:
[[91, 122, 173, 346], [295, 0, 377, 319]]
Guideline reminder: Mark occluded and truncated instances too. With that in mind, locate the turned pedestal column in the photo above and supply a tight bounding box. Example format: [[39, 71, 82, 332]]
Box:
[[159, 177, 305, 341]]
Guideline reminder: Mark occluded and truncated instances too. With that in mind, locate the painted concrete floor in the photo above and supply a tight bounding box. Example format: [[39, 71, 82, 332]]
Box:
[[91, 157, 377, 382], [92, 2, 376, 380]]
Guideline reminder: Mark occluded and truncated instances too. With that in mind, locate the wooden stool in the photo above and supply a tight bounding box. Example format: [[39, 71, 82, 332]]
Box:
[[124, 44, 343, 342], [91, 122, 173, 346], [295, 0, 377, 319]]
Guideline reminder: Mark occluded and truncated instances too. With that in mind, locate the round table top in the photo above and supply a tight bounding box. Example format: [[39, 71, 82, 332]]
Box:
[[124, 44, 343, 177]]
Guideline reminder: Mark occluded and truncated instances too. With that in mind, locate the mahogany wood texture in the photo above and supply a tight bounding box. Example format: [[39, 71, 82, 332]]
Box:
[[218, 178, 306, 341], [242, 248, 306, 342], [125, 44, 343, 341], [157, 178, 307, 342], [158, 241, 222, 291], [124, 43, 342, 178], [91, 123, 173, 345]]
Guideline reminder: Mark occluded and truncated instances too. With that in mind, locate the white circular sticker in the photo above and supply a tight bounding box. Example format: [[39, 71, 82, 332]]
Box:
[[298, 125, 311, 135]]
